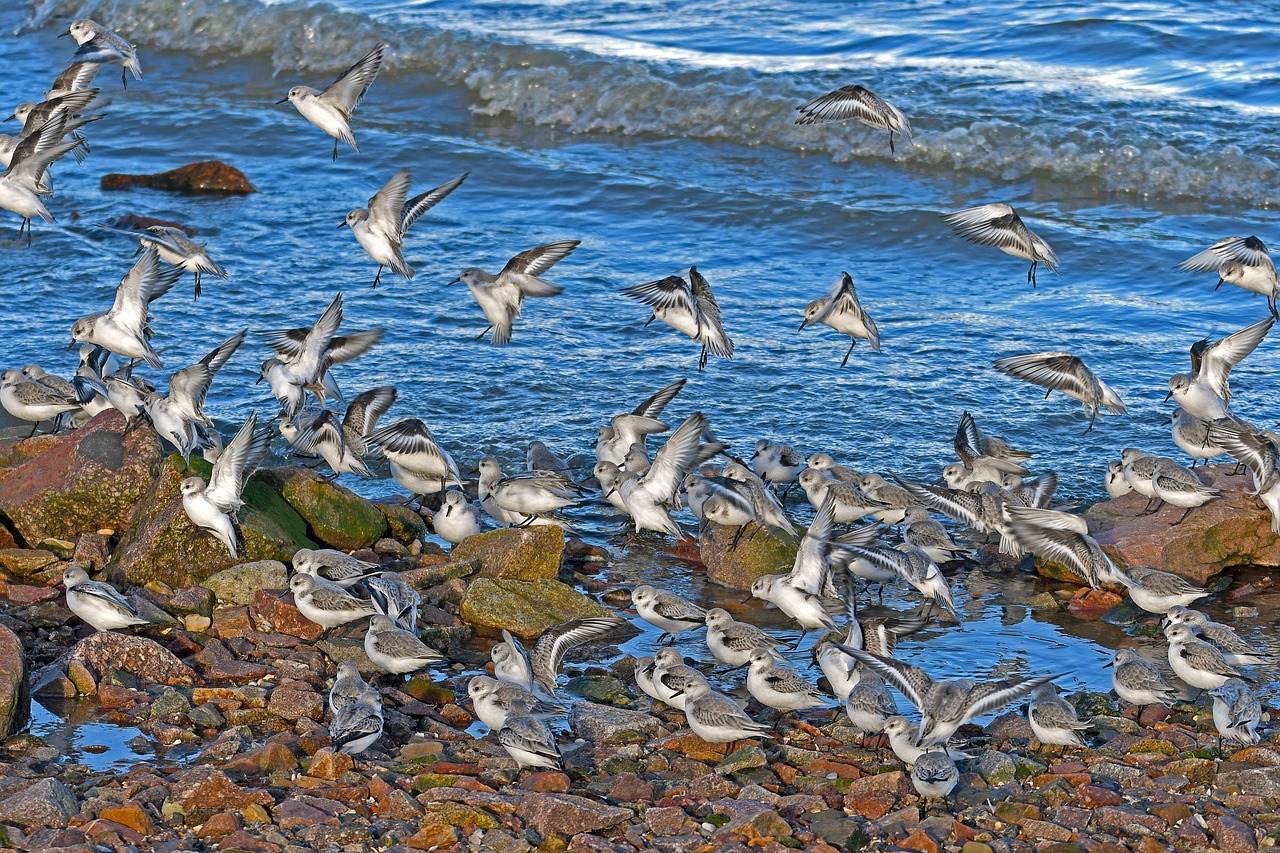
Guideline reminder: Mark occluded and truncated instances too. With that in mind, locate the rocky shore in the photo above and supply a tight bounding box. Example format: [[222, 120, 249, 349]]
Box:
[[0, 413, 1278, 852]]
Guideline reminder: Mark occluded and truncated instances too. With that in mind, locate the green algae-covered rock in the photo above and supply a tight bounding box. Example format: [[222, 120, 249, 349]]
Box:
[[203, 560, 289, 606], [263, 467, 387, 551], [378, 502, 429, 544], [114, 455, 316, 588], [452, 526, 565, 580], [699, 522, 799, 590], [0, 410, 161, 544], [459, 578, 611, 638]]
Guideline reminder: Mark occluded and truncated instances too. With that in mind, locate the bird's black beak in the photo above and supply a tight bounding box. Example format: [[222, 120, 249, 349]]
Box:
[[3, 115, 15, 123], [275, 96, 289, 105], [337, 221, 347, 229], [447, 277, 460, 286], [798, 318, 809, 330], [1101, 659, 1113, 668], [66, 340, 77, 351], [58, 29, 71, 38], [1163, 390, 1173, 402], [255, 374, 265, 385]]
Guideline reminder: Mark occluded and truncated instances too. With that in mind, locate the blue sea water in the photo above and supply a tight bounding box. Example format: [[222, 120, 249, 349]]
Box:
[[2, 0, 1279, 748]]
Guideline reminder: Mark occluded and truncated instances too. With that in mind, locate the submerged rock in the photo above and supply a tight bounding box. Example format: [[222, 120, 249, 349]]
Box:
[[114, 454, 315, 588], [1085, 464, 1280, 584], [459, 578, 612, 638], [699, 522, 798, 590], [101, 161, 256, 194], [452, 526, 565, 580], [0, 410, 161, 545]]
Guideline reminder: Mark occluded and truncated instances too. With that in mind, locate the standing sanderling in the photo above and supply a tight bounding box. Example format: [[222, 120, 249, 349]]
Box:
[[63, 566, 147, 632]]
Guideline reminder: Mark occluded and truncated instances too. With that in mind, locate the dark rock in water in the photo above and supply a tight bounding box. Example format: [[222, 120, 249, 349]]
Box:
[[105, 213, 198, 235], [452, 526, 565, 580], [1085, 463, 1280, 585], [114, 453, 316, 588], [0, 410, 160, 545], [699, 522, 798, 590], [0, 778, 77, 829], [67, 631, 196, 686], [459, 578, 612, 638], [101, 161, 256, 194], [261, 466, 387, 552], [0, 624, 27, 739]]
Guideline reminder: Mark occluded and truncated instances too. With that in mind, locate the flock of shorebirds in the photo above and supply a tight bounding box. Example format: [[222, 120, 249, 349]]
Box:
[[4, 18, 1278, 801]]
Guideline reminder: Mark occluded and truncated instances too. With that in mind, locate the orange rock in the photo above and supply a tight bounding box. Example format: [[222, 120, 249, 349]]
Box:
[[308, 748, 354, 781], [101, 161, 256, 194], [196, 811, 241, 838], [406, 824, 461, 849], [1067, 588, 1123, 621], [898, 828, 941, 853], [98, 803, 156, 835]]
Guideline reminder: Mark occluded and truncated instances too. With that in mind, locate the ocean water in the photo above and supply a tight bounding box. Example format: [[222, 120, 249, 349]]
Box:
[[2, 0, 1280, 744]]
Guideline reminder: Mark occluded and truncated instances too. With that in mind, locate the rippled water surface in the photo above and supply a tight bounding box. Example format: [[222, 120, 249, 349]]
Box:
[[3, 0, 1280, 756]]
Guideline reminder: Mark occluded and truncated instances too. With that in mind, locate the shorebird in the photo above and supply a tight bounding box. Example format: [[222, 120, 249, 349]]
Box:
[[1208, 678, 1262, 748], [795, 84, 911, 154], [0, 111, 86, 242], [329, 661, 378, 717], [614, 413, 709, 537], [595, 378, 686, 466], [489, 617, 622, 699], [623, 267, 734, 371], [953, 411, 1034, 466], [682, 679, 773, 747], [0, 369, 80, 436], [98, 224, 228, 297], [1106, 648, 1179, 715], [62, 20, 141, 87], [799, 272, 881, 366], [289, 573, 379, 630], [745, 649, 830, 712], [1166, 317, 1274, 421], [292, 548, 379, 588], [468, 676, 564, 732], [1179, 235, 1278, 319], [1003, 505, 1121, 588], [367, 417, 462, 503], [341, 169, 468, 286], [498, 705, 564, 770], [993, 351, 1127, 432], [63, 566, 147, 632], [331, 693, 383, 756], [70, 249, 181, 368], [631, 586, 706, 644], [1164, 624, 1245, 691], [1162, 606, 1268, 667], [705, 608, 784, 668], [1027, 684, 1089, 753], [363, 614, 446, 675], [279, 44, 384, 160], [478, 457, 587, 526], [943, 202, 1058, 287], [434, 490, 482, 545], [911, 751, 960, 803], [451, 240, 579, 344], [284, 386, 396, 479], [179, 414, 272, 557]]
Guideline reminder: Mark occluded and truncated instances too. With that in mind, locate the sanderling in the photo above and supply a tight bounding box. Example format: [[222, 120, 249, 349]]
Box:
[[1027, 684, 1089, 752], [279, 44, 384, 161], [180, 413, 271, 556], [683, 679, 774, 745], [1206, 418, 1280, 497], [807, 453, 863, 483], [1164, 623, 1244, 691], [0, 111, 85, 242], [1148, 456, 1222, 523], [99, 224, 227, 297], [168, 331, 245, 429], [46, 61, 100, 100], [367, 417, 462, 503], [468, 676, 563, 731], [100, 373, 154, 424], [797, 468, 887, 525], [257, 294, 356, 416], [705, 608, 783, 668], [527, 440, 572, 475], [700, 482, 758, 532], [911, 750, 960, 802], [364, 613, 445, 675], [364, 572, 420, 629], [1170, 408, 1228, 468], [595, 379, 686, 466], [615, 413, 708, 537], [1112, 565, 1208, 614], [492, 617, 622, 699], [1208, 678, 1262, 748], [70, 249, 181, 368], [451, 240, 578, 345], [634, 655, 660, 701], [839, 644, 1060, 747], [434, 490, 481, 544], [63, 566, 147, 632], [954, 412, 1034, 466], [1120, 448, 1161, 513], [778, 493, 840, 598], [941, 455, 1028, 490], [292, 548, 379, 588], [329, 661, 378, 717], [1002, 470, 1058, 509], [341, 169, 468, 286], [993, 351, 1127, 433], [751, 440, 807, 491], [331, 693, 383, 756], [631, 585, 707, 643], [1107, 648, 1179, 712], [289, 573, 379, 630], [1179, 235, 1279, 319], [478, 457, 586, 526], [12, 90, 101, 169], [858, 473, 915, 527], [942, 202, 1058, 287], [1162, 606, 1268, 667], [902, 479, 1019, 556], [795, 84, 911, 154], [498, 707, 564, 770], [652, 647, 708, 710], [1167, 317, 1274, 421], [622, 267, 734, 371], [838, 543, 961, 621], [903, 506, 970, 563], [287, 386, 397, 479], [882, 716, 975, 765], [844, 671, 898, 737], [746, 648, 829, 712], [62, 20, 141, 87], [816, 595, 865, 702], [1104, 460, 1132, 498], [1004, 505, 1120, 589], [749, 575, 836, 645], [0, 369, 79, 435], [799, 272, 881, 365], [721, 462, 795, 538]]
